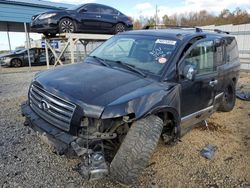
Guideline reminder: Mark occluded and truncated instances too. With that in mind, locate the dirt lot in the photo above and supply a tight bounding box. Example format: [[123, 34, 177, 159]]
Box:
[[0, 68, 249, 188]]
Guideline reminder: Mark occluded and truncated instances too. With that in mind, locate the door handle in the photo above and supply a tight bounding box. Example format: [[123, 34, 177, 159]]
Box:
[[209, 80, 218, 87], [96, 15, 101, 18]]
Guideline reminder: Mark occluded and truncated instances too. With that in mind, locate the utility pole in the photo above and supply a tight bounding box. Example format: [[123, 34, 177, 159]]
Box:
[[155, 5, 158, 29]]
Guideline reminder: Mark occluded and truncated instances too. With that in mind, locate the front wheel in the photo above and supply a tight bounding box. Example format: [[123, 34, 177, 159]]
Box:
[[59, 18, 76, 33], [11, 58, 22, 67], [218, 80, 236, 112], [110, 115, 163, 184]]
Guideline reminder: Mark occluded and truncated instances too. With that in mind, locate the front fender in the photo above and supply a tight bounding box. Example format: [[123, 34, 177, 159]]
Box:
[[101, 84, 181, 120]]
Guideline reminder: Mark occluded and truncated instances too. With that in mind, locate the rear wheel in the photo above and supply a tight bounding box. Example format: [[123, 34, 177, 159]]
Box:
[[114, 23, 126, 34], [110, 115, 163, 184], [11, 58, 22, 67], [218, 80, 236, 112], [59, 18, 75, 33], [49, 56, 55, 65]]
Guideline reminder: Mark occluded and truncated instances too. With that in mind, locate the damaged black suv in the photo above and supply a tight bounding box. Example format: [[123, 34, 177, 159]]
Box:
[[21, 28, 240, 184]]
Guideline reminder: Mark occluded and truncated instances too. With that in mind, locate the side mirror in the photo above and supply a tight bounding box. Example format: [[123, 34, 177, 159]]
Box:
[[183, 64, 196, 81]]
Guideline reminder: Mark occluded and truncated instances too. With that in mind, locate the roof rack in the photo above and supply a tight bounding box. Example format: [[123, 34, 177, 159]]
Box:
[[196, 28, 230, 34], [141, 25, 230, 34]]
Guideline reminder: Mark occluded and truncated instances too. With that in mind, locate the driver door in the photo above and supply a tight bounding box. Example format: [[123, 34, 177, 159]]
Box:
[[78, 4, 101, 31], [179, 39, 218, 134]]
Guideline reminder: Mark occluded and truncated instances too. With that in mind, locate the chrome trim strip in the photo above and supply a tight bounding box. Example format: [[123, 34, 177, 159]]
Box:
[[31, 85, 76, 111], [181, 105, 214, 122], [30, 91, 72, 117], [29, 84, 77, 131], [30, 103, 70, 131], [215, 92, 224, 100]]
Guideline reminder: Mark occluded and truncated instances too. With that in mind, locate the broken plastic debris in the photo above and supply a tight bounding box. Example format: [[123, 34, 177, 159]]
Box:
[[200, 144, 217, 160]]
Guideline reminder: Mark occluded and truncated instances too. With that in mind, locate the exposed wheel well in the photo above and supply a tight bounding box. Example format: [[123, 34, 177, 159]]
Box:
[[156, 111, 175, 125], [155, 110, 180, 143], [232, 77, 236, 85]]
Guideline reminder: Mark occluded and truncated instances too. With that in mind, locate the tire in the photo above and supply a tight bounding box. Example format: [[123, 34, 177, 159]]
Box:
[[49, 56, 55, 65], [110, 115, 163, 184], [59, 18, 76, 33], [11, 58, 22, 67], [218, 80, 236, 112], [114, 23, 126, 34]]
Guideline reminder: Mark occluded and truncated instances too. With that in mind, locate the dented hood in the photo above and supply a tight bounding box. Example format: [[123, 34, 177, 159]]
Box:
[[33, 61, 179, 118]]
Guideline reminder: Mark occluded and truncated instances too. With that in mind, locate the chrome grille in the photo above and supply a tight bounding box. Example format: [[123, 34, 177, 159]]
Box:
[[29, 84, 76, 131]]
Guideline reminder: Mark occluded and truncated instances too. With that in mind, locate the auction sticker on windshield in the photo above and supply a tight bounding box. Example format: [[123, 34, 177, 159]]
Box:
[[155, 39, 176, 45], [158, 57, 167, 64]]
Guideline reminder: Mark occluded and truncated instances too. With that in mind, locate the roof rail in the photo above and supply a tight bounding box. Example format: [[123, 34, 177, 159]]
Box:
[[141, 24, 195, 30], [141, 25, 230, 34], [199, 28, 230, 34], [213, 29, 230, 34]]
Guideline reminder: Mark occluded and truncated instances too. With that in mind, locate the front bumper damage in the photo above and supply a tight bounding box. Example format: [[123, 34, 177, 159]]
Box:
[[21, 102, 109, 180]]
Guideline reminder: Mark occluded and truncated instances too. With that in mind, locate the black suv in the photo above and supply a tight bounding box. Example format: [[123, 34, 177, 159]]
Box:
[[21, 28, 240, 184]]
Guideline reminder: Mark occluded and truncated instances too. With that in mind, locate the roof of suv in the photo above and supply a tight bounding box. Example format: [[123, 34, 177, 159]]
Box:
[[122, 28, 232, 41]]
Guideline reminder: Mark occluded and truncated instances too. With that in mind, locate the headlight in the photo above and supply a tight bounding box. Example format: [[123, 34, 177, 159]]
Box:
[[38, 13, 56, 20], [1, 57, 6, 60]]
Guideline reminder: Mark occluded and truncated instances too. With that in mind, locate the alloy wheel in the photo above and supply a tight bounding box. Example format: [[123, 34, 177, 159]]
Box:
[[60, 20, 74, 33], [115, 24, 125, 33]]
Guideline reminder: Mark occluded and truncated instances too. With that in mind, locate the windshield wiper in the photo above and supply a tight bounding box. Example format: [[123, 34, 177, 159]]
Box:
[[89, 56, 110, 67], [112, 60, 146, 77]]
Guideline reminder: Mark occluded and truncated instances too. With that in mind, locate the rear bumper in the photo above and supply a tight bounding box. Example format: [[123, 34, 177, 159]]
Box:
[[21, 101, 77, 151]]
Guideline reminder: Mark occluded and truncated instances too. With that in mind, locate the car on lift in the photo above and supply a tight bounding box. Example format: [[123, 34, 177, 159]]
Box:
[[0, 47, 63, 67], [30, 3, 133, 37], [21, 28, 240, 184]]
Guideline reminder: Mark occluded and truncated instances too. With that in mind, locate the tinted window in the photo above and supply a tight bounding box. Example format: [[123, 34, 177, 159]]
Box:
[[84, 5, 100, 13], [100, 6, 117, 15], [184, 40, 215, 74], [215, 39, 226, 66], [225, 37, 238, 63]]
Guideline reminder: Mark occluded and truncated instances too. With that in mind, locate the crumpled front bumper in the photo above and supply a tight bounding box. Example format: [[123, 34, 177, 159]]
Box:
[[21, 101, 77, 153], [0, 59, 11, 67], [21, 101, 109, 179]]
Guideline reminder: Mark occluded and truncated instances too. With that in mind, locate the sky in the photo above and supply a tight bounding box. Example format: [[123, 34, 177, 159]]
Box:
[[1, 0, 250, 51]]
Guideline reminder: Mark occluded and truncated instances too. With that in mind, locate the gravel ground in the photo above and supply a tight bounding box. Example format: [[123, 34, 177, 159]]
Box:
[[0, 70, 249, 188]]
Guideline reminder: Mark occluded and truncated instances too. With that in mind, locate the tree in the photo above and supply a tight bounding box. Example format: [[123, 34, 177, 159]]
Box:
[[133, 19, 142, 30], [162, 15, 171, 26], [147, 17, 156, 27]]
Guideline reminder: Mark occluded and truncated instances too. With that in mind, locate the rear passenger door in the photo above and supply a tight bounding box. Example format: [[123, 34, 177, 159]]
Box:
[[99, 5, 118, 30]]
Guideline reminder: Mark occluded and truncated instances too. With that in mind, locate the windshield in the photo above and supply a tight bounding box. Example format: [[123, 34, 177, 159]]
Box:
[[90, 35, 177, 75], [16, 49, 27, 54]]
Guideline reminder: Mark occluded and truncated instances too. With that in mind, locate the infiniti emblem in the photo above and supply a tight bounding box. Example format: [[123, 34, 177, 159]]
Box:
[[39, 99, 50, 111]]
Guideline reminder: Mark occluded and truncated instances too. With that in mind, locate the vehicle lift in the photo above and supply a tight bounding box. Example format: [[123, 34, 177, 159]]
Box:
[[43, 33, 113, 69]]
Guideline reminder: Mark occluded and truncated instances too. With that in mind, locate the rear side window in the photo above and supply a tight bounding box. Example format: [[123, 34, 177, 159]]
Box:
[[100, 6, 117, 15], [84, 5, 100, 13], [214, 39, 226, 66], [225, 38, 239, 63], [184, 40, 215, 75]]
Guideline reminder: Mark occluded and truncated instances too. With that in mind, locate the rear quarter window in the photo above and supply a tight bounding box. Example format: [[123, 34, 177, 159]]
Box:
[[100, 6, 117, 15], [225, 37, 239, 63]]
